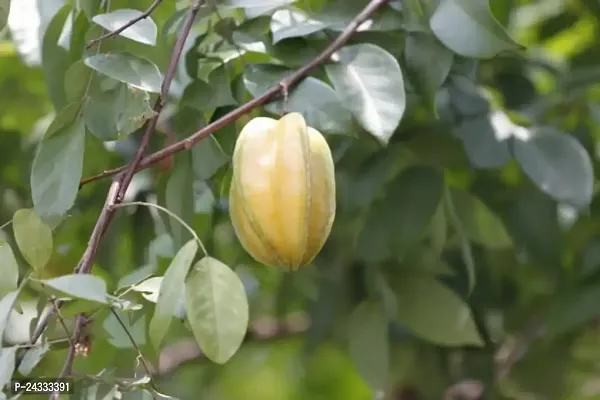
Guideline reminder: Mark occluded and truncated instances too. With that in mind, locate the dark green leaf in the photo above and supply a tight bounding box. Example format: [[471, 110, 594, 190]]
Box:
[[326, 44, 405, 143], [404, 32, 454, 107], [454, 113, 511, 168], [92, 9, 158, 46], [512, 127, 594, 209], [12, 209, 53, 272], [347, 301, 389, 394], [191, 136, 230, 180], [450, 189, 512, 248], [149, 240, 198, 350], [181, 67, 237, 111], [165, 153, 195, 250], [84, 53, 162, 93], [357, 166, 444, 263], [185, 257, 249, 364], [544, 284, 600, 338], [395, 273, 483, 346]]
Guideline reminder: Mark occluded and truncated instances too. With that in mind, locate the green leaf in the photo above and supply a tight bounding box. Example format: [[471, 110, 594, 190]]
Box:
[[84, 79, 154, 141], [18, 343, 50, 376], [544, 284, 600, 339], [0, 241, 18, 297], [450, 189, 512, 248], [39, 274, 109, 303], [0, 291, 19, 344], [31, 102, 86, 220], [150, 240, 198, 350], [270, 8, 326, 44], [114, 84, 157, 138], [244, 64, 355, 135], [326, 44, 406, 144], [347, 301, 389, 395], [454, 113, 511, 168], [103, 309, 146, 349], [84, 53, 162, 93], [185, 257, 249, 364], [512, 127, 594, 209], [12, 209, 53, 272], [0, 346, 17, 391], [357, 166, 444, 263], [0, 0, 10, 31], [92, 9, 158, 46], [223, 0, 294, 9], [165, 153, 195, 249], [394, 273, 483, 346], [404, 32, 453, 108], [191, 136, 230, 180], [181, 67, 237, 111], [42, 5, 73, 110], [64, 61, 94, 103], [430, 0, 520, 58]]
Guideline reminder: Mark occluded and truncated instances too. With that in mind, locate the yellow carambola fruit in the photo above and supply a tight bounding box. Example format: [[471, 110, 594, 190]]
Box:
[[229, 113, 336, 271]]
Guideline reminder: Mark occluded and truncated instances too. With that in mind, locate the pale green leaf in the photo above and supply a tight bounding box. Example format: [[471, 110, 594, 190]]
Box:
[[31, 102, 85, 220], [270, 8, 326, 44], [0, 241, 18, 297], [39, 274, 108, 303], [150, 240, 198, 350], [84, 53, 162, 93], [326, 44, 405, 144], [0, 291, 19, 344], [93, 9, 158, 46], [0, 0, 10, 31], [12, 209, 53, 272], [0, 346, 17, 390], [430, 0, 520, 58], [185, 257, 249, 364]]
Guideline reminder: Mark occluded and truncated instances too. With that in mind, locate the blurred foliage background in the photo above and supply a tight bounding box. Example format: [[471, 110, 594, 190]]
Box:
[[3, 0, 600, 399]]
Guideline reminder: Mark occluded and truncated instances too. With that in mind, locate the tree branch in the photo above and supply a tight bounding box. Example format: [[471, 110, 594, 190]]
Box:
[[22, 3, 205, 396], [79, 0, 392, 187], [85, 0, 164, 49]]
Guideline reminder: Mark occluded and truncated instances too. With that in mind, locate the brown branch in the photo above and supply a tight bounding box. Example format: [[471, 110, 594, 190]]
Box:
[[80, 0, 392, 187], [85, 0, 164, 49], [26, 3, 205, 396]]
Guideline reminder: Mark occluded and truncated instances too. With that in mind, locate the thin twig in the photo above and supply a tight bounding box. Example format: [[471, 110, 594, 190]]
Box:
[[79, 0, 392, 187], [49, 314, 85, 400], [109, 308, 159, 391], [111, 201, 208, 255], [85, 0, 164, 49], [43, 1, 206, 392], [51, 299, 74, 348]]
